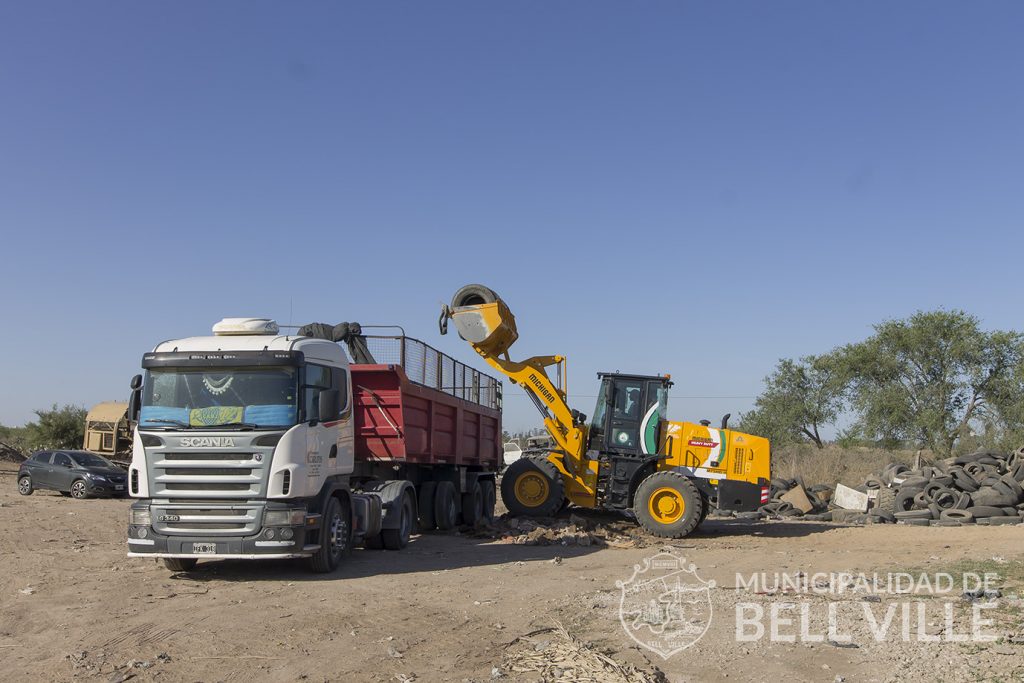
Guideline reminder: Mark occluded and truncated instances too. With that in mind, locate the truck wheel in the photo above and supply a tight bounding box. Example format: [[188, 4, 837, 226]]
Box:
[[461, 481, 484, 527], [382, 492, 414, 550], [17, 475, 33, 495], [633, 471, 703, 539], [480, 479, 496, 524], [434, 481, 459, 530], [501, 457, 565, 517], [309, 496, 351, 572], [70, 479, 89, 499], [163, 558, 198, 572], [418, 482, 438, 530]]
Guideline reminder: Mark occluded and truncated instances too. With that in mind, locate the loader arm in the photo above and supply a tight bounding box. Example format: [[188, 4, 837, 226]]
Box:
[[439, 286, 598, 504], [475, 353, 586, 470]]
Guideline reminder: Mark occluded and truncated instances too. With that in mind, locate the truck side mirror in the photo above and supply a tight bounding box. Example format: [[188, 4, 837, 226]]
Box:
[[128, 374, 143, 422], [318, 389, 340, 423]]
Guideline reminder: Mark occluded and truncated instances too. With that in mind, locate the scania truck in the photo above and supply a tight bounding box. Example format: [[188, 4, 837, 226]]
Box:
[[126, 318, 502, 573]]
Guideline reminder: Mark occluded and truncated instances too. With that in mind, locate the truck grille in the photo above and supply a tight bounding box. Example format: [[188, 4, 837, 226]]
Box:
[[151, 504, 262, 536], [152, 451, 265, 499]]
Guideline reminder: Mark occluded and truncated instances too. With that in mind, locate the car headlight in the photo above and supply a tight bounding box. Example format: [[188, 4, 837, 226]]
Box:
[[88, 473, 109, 482], [129, 507, 152, 526], [264, 509, 305, 526]]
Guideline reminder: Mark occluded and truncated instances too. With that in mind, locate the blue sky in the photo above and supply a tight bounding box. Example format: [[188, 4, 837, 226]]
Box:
[[1, 2, 1022, 432]]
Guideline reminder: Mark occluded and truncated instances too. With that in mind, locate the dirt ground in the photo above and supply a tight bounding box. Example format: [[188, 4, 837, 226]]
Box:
[[2, 462, 1022, 683]]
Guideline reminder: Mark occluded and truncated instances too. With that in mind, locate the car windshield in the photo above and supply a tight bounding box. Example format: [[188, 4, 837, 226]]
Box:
[[140, 366, 298, 429], [71, 452, 114, 468]]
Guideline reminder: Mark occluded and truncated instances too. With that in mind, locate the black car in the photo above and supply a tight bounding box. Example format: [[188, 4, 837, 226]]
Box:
[[17, 450, 128, 499]]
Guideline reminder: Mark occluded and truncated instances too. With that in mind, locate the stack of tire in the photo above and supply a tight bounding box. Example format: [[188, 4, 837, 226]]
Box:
[[756, 477, 833, 519], [754, 448, 1024, 526], [889, 448, 1024, 527]]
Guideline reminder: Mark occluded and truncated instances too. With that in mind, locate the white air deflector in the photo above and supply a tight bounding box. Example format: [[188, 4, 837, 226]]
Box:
[[212, 318, 280, 336]]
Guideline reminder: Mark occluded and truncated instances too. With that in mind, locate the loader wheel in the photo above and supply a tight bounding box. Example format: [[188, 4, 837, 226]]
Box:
[[501, 457, 565, 517], [634, 471, 703, 539]]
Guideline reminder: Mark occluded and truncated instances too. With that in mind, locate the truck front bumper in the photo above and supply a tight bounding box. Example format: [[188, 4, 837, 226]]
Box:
[[126, 525, 317, 559]]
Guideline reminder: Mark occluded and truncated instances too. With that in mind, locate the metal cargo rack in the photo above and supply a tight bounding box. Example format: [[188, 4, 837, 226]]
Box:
[[363, 335, 502, 411]]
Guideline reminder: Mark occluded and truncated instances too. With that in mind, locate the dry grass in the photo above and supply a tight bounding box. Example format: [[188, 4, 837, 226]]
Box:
[[771, 445, 932, 488], [502, 623, 665, 683]]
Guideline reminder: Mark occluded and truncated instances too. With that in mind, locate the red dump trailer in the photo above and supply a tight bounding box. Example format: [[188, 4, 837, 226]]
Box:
[[347, 334, 503, 539]]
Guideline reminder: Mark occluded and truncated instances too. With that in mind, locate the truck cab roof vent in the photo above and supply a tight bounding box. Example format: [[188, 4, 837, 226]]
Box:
[[212, 318, 280, 336]]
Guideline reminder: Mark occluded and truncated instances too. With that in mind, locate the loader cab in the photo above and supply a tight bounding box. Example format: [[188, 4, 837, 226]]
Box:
[[588, 373, 672, 457]]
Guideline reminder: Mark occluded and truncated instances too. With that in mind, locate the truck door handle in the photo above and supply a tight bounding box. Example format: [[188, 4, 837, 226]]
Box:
[[329, 445, 338, 459]]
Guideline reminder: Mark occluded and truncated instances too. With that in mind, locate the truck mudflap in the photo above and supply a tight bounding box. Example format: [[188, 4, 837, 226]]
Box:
[[716, 479, 769, 512]]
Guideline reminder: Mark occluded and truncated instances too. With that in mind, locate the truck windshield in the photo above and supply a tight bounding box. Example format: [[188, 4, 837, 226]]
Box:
[[139, 367, 298, 429]]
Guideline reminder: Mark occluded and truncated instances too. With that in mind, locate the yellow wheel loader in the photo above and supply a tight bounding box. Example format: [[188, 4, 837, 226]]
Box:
[[439, 284, 771, 538]]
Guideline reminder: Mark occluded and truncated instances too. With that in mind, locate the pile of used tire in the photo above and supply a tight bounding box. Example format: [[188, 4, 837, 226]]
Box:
[[888, 448, 1024, 526], [755, 448, 1024, 526]]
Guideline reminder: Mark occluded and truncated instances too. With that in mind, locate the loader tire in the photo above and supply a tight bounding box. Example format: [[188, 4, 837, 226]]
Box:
[[633, 471, 703, 539], [501, 457, 565, 517]]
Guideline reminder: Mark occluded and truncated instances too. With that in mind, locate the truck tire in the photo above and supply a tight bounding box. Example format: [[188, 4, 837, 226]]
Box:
[[633, 471, 703, 539], [163, 558, 198, 572], [309, 496, 352, 572], [500, 457, 565, 517], [451, 284, 499, 308], [434, 481, 459, 530], [461, 481, 484, 527], [382, 492, 414, 550], [480, 479, 496, 524], [418, 481, 438, 530]]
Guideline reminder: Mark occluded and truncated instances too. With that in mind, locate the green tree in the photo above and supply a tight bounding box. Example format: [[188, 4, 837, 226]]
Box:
[[841, 310, 1024, 456], [738, 355, 845, 448], [27, 404, 88, 450]]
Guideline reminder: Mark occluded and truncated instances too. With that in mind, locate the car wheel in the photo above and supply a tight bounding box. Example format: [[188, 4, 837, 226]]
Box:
[[17, 476, 33, 496], [70, 479, 89, 499]]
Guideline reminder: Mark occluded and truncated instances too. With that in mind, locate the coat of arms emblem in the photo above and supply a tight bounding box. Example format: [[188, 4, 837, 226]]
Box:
[[617, 551, 715, 659]]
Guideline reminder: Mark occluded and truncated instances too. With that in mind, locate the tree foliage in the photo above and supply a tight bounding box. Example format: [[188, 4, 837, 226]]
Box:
[[0, 404, 87, 454], [738, 355, 845, 448], [841, 310, 1024, 456], [742, 310, 1024, 456]]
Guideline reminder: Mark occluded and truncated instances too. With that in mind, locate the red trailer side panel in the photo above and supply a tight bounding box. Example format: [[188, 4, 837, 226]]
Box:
[[352, 364, 501, 469]]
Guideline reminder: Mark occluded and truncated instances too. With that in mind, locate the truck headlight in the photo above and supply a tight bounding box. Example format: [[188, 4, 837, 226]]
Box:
[[129, 507, 152, 526], [264, 509, 305, 526]]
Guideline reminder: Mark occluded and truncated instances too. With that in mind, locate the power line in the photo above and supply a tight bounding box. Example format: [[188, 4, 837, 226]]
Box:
[[501, 394, 756, 399]]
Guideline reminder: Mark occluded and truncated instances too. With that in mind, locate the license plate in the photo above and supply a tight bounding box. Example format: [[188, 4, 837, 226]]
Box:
[[115, 485, 125, 491], [192, 543, 217, 554]]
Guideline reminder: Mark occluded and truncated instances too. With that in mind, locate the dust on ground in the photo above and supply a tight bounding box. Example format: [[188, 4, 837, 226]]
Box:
[[2, 462, 1022, 683]]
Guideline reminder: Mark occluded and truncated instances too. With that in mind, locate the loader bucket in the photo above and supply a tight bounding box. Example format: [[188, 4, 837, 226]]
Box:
[[449, 284, 519, 356]]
